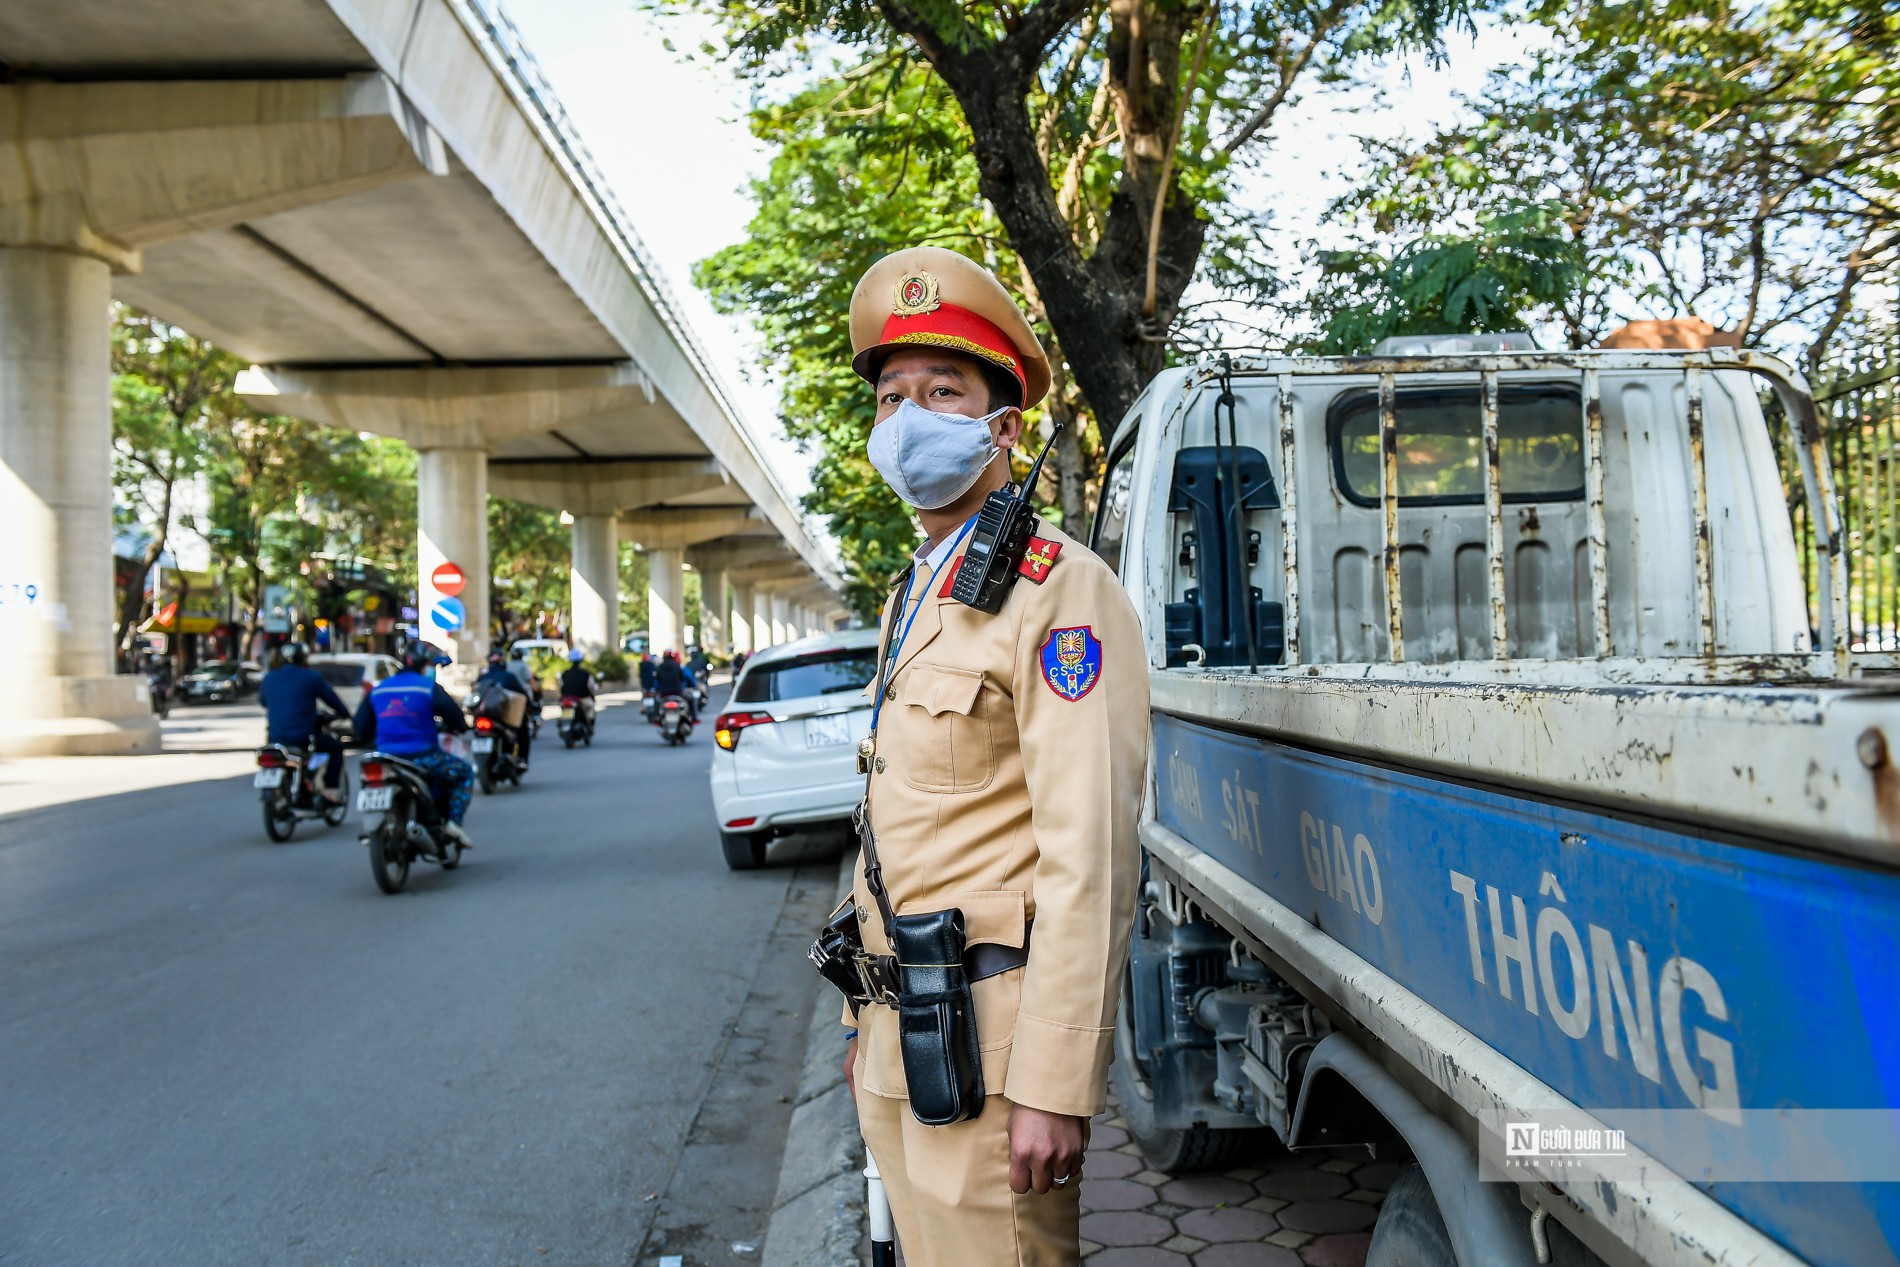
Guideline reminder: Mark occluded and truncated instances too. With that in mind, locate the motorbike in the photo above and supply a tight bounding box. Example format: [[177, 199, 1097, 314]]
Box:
[[557, 695, 595, 747], [654, 693, 694, 745], [356, 751, 464, 893], [463, 685, 529, 794], [254, 717, 350, 842], [147, 669, 172, 720]]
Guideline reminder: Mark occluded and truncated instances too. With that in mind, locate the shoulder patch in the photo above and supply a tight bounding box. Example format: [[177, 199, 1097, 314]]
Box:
[[1039, 625, 1102, 701], [1017, 538, 1063, 584]]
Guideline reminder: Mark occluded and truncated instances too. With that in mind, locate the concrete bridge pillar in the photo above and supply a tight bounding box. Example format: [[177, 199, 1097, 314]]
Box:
[[731, 581, 757, 656], [0, 247, 159, 755], [699, 568, 729, 655], [648, 548, 685, 656], [569, 513, 618, 656], [416, 446, 489, 686]]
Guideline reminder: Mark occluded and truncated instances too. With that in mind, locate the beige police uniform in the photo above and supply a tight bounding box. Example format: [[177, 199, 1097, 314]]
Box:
[[849, 513, 1148, 1267]]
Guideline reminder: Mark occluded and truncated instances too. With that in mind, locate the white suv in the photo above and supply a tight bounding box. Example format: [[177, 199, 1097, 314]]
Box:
[[709, 629, 879, 870]]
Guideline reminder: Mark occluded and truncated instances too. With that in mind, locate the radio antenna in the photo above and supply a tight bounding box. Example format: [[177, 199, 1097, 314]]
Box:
[[1016, 421, 1065, 502]]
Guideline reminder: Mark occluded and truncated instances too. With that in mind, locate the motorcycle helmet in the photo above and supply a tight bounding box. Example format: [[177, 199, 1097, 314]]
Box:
[[401, 641, 449, 673], [569, 648, 586, 663], [280, 640, 308, 666], [488, 649, 507, 667]]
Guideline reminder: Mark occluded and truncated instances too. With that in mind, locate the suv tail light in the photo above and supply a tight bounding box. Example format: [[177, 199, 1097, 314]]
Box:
[[362, 760, 388, 786], [714, 711, 774, 751]]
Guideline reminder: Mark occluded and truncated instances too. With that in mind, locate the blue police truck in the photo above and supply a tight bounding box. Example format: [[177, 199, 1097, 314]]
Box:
[[1088, 337, 1898, 1267]]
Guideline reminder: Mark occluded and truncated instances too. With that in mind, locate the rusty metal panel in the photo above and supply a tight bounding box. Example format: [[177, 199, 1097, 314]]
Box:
[[1685, 366, 1717, 654], [1277, 372, 1300, 667], [1378, 373, 1403, 662], [1581, 367, 1613, 656], [1479, 369, 1508, 658]]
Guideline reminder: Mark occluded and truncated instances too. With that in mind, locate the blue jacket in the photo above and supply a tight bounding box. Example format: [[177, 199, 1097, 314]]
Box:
[[353, 670, 467, 756], [259, 665, 349, 746]]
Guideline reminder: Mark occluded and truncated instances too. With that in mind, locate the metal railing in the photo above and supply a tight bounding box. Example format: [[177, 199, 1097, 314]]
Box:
[[1774, 351, 1898, 655], [1248, 348, 1849, 678]]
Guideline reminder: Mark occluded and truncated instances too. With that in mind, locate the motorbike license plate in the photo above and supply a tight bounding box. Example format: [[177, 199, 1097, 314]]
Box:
[[357, 786, 394, 813], [472, 737, 495, 754], [805, 713, 852, 749], [253, 769, 286, 789], [561, 708, 575, 720]]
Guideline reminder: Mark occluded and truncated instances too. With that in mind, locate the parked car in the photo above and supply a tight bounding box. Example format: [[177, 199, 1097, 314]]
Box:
[[177, 659, 263, 704], [708, 630, 879, 871], [307, 652, 403, 719]]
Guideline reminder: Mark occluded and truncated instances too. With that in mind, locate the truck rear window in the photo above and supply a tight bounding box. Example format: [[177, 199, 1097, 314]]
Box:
[[733, 649, 878, 704], [1329, 382, 1584, 506]]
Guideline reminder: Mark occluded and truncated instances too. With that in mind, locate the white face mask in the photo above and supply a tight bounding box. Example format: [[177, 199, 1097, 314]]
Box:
[[867, 398, 1008, 510]]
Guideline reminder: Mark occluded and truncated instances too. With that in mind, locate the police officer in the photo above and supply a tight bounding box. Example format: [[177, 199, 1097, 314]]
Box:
[[839, 247, 1148, 1265]]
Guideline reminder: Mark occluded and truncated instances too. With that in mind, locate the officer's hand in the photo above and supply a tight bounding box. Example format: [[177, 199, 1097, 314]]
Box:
[[842, 1035, 858, 1100], [1007, 1105, 1088, 1195]]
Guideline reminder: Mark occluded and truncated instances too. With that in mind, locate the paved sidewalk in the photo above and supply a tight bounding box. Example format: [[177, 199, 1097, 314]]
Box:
[[1078, 1098, 1394, 1267]]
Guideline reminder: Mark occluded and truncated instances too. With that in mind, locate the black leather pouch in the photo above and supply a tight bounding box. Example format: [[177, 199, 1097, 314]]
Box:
[[892, 908, 984, 1125]]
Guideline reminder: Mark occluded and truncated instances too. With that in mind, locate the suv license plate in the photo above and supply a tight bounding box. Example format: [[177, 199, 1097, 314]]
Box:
[[253, 769, 285, 789], [357, 786, 393, 813], [472, 737, 495, 754], [806, 713, 852, 748]]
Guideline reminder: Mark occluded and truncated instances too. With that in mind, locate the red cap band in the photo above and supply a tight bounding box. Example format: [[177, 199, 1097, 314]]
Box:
[[870, 303, 1027, 400]]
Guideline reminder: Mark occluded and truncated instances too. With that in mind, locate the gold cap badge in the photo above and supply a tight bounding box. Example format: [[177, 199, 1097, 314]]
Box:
[[892, 272, 942, 318]]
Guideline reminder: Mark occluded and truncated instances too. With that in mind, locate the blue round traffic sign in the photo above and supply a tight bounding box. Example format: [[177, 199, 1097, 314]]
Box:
[[428, 596, 466, 632]]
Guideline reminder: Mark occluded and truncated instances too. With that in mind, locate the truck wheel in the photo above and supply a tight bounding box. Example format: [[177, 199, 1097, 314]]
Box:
[[1365, 1165, 1456, 1267], [720, 830, 768, 870], [1112, 1004, 1268, 1173]]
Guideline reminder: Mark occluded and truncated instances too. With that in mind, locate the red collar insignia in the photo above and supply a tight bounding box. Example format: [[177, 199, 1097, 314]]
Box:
[[937, 556, 964, 599], [1016, 538, 1062, 584]]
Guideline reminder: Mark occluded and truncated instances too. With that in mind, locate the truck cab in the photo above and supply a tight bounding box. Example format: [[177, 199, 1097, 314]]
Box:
[[1091, 340, 1898, 1267]]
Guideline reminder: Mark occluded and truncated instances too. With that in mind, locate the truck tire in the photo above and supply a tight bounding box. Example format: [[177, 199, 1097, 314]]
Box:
[[1112, 1005, 1269, 1173], [1365, 1165, 1456, 1267]]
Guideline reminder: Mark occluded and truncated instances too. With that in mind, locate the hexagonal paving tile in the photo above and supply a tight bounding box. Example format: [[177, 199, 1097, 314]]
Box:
[[1158, 1176, 1257, 1209], [1079, 1102, 1384, 1267], [1276, 1198, 1377, 1235], [1175, 1205, 1281, 1243], [1083, 1177, 1162, 1211], [1081, 1211, 1176, 1248]]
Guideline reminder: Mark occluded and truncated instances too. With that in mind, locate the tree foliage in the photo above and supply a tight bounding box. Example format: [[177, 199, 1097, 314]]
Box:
[[1325, 0, 1897, 359], [1310, 203, 1584, 352], [669, 0, 1482, 608]]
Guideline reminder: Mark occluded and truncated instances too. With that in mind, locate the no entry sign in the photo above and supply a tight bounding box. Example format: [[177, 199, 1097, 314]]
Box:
[[430, 561, 467, 597]]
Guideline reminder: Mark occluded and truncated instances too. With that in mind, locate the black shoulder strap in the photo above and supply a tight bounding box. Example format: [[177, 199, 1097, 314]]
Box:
[[856, 564, 913, 941]]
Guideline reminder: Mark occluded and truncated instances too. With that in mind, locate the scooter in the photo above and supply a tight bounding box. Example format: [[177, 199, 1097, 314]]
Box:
[[654, 693, 694, 745], [557, 695, 595, 747], [254, 716, 350, 843], [356, 751, 465, 894], [470, 712, 527, 792]]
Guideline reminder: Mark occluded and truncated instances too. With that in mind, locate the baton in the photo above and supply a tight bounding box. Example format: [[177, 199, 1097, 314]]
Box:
[[865, 1147, 896, 1266]]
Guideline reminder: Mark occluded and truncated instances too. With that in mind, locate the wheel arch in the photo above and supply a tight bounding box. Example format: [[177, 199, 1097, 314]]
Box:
[[1288, 1033, 1538, 1267]]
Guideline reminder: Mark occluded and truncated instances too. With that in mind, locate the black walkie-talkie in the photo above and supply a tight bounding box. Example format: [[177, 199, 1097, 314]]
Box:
[[950, 423, 1065, 614]]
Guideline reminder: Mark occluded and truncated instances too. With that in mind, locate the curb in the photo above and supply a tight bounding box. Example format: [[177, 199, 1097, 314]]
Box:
[[762, 856, 866, 1267]]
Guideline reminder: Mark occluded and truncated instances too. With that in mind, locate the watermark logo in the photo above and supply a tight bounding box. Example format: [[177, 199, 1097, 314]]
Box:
[[1498, 1122, 1628, 1171], [1506, 1123, 1541, 1157]]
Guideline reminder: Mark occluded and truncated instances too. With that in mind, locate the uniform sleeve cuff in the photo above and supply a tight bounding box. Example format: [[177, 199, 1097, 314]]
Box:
[[1002, 1012, 1114, 1117]]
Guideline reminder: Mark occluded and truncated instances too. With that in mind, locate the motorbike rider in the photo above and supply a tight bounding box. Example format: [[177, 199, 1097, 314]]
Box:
[[257, 640, 349, 803], [473, 649, 534, 768], [653, 649, 696, 721], [506, 644, 536, 694], [558, 649, 599, 728], [351, 641, 475, 848]]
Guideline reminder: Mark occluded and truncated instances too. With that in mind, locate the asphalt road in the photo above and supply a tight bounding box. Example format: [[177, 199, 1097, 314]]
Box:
[[0, 691, 844, 1267]]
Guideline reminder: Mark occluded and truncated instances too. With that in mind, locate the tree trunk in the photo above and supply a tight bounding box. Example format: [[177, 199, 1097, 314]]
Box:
[[884, 1, 1209, 437]]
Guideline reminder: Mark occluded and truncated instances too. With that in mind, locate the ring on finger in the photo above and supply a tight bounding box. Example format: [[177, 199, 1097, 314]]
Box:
[[1053, 1174, 1071, 1187]]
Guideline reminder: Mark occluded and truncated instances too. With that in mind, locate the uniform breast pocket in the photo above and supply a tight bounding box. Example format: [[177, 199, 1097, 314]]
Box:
[[898, 663, 995, 794]]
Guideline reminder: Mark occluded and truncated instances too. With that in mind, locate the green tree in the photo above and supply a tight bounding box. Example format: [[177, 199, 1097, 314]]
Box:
[[110, 309, 231, 655], [1330, 0, 1897, 359], [489, 498, 571, 638], [1309, 203, 1584, 353], [674, 0, 1480, 607]]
